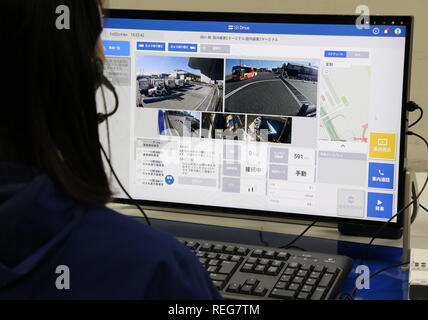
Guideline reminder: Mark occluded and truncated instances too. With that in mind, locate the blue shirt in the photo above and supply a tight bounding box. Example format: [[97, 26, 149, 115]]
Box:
[[0, 163, 221, 299]]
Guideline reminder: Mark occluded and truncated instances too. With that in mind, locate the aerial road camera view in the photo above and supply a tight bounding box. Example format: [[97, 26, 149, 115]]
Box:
[[136, 56, 224, 111], [158, 110, 201, 138], [225, 59, 319, 117]]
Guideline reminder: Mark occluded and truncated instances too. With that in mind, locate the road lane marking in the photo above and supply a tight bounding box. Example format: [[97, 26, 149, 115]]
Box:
[[225, 79, 281, 100]]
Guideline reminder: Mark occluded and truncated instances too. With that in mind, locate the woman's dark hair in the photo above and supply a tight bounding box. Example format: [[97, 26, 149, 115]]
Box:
[[0, 0, 112, 204]]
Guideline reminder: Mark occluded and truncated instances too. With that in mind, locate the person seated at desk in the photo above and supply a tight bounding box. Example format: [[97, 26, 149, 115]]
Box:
[[0, 0, 220, 300]]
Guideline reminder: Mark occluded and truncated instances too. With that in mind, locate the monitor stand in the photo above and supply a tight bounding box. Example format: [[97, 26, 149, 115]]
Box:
[[337, 222, 403, 239]]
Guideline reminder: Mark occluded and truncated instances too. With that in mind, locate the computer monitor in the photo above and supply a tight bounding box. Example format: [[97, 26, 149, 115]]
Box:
[[99, 10, 413, 229]]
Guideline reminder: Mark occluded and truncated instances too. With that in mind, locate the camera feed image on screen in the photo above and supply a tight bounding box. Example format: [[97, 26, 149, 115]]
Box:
[[201, 113, 246, 140], [158, 110, 201, 138], [136, 56, 224, 112], [247, 115, 292, 144], [225, 59, 318, 117]]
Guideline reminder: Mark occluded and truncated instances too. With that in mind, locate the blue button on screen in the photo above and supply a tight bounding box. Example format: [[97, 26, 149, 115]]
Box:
[[324, 50, 347, 58], [168, 43, 198, 52], [137, 42, 166, 51], [102, 40, 130, 56], [368, 163, 394, 189], [367, 192, 393, 219]]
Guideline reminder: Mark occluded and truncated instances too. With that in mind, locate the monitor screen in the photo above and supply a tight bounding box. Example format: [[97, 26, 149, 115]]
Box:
[[99, 10, 411, 225]]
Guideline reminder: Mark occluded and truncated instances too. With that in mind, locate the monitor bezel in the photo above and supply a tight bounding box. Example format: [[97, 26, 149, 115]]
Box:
[[106, 9, 413, 229]]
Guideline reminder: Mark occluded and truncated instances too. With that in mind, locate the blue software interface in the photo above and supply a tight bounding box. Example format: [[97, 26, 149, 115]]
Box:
[[99, 17, 407, 222]]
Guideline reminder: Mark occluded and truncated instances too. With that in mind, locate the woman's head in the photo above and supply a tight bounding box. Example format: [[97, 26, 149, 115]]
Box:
[[1, 0, 112, 204]]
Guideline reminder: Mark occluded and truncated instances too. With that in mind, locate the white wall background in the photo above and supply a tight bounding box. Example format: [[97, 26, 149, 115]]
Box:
[[105, 0, 428, 171]]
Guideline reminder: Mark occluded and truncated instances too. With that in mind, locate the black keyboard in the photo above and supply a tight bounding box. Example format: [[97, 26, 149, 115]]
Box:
[[179, 237, 353, 300]]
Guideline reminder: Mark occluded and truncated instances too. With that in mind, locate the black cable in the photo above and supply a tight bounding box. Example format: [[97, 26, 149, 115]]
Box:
[[420, 204, 428, 212], [407, 101, 422, 128], [100, 143, 151, 226], [279, 220, 317, 249], [408, 106, 423, 128], [95, 68, 151, 226], [348, 130, 428, 299]]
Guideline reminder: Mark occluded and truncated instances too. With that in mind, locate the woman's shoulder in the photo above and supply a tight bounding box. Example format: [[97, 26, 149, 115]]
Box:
[[65, 206, 220, 299], [75, 206, 186, 258]]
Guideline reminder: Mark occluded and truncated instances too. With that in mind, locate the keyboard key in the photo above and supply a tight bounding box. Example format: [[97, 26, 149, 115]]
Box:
[[266, 266, 280, 276], [283, 268, 296, 276], [226, 283, 240, 293], [297, 270, 309, 278], [245, 278, 258, 286], [212, 280, 224, 290], [300, 263, 313, 271], [246, 257, 257, 264], [199, 258, 207, 265], [241, 263, 254, 272], [253, 285, 267, 296], [280, 275, 292, 282], [252, 249, 263, 257], [276, 252, 289, 260], [263, 250, 276, 258], [288, 262, 301, 269], [219, 254, 230, 261], [236, 247, 249, 256], [288, 283, 300, 291], [275, 281, 287, 289], [271, 260, 284, 268], [207, 253, 218, 259], [259, 258, 270, 265], [292, 276, 304, 284], [297, 292, 310, 300], [318, 273, 335, 288], [305, 278, 317, 286], [313, 265, 325, 273], [269, 289, 296, 300], [218, 261, 237, 275], [254, 265, 267, 274], [230, 255, 242, 263], [309, 271, 321, 279], [240, 285, 253, 294], [200, 243, 212, 251], [209, 273, 227, 282], [185, 241, 199, 250], [196, 251, 205, 258], [213, 244, 224, 253], [207, 266, 218, 273], [208, 259, 220, 266], [301, 285, 313, 293], [327, 267, 339, 275], [224, 246, 236, 254], [310, 287, 327, 300]]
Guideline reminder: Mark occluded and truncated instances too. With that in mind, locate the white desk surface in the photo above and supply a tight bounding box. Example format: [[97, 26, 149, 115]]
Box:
[[109, 172, 428, 250]]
